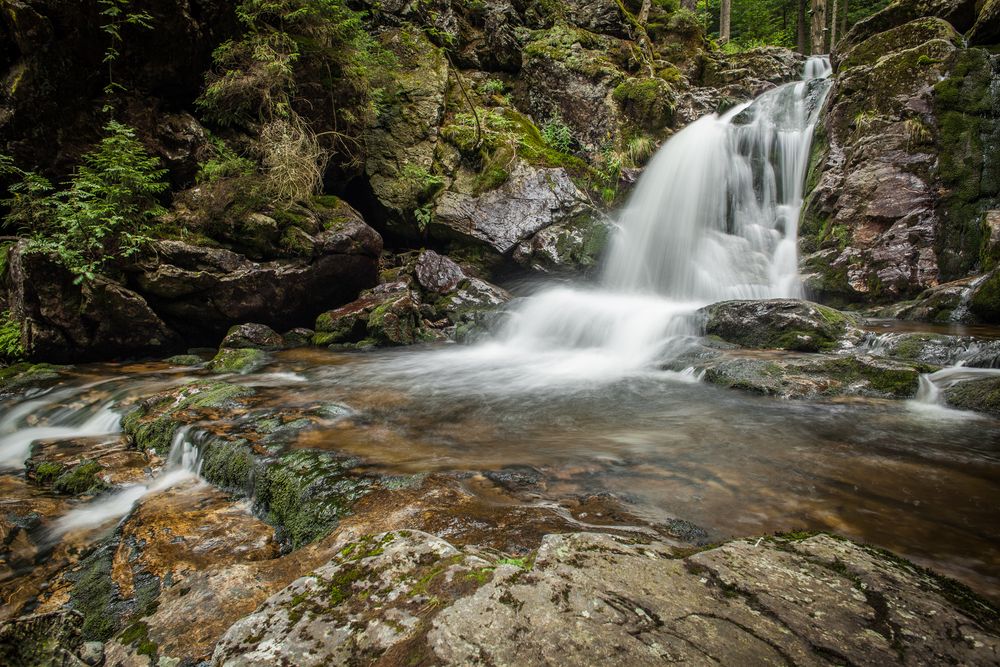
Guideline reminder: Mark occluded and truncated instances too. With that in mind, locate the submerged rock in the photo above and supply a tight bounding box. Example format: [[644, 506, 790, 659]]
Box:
[[700, 299, 862, 352], [213, 530, 1000, 666]]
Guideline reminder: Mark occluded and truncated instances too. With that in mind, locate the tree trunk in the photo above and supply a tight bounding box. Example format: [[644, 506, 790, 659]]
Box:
[[840, 0, 848, 37], [638, 0, 652, 25], [829, 0, 838, 49], [720, 0, 732, 44], [797, 0, 808, 53], [811, 0, 827, 54], [681, 0, 697, 10]]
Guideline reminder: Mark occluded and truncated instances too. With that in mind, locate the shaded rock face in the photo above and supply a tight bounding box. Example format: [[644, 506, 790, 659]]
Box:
[[7, 243, 178, 363], [213, 530, 1000, 666], [0, 0, 235, 178], [0, 610, 91, 667], [700, 299, 862, 352], [801, 7, 1000, 311], [134, 208, 382, 346]]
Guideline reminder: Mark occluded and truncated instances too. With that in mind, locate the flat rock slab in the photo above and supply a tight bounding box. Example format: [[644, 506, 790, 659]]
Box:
[[213, 531, 999, 666]]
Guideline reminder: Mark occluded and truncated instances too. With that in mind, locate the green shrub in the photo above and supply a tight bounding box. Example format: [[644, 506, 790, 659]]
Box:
[[541, 116, 574, 154], [1, 121, 167, 283], [196, 137, 256, 184], [0, 310, 23, 360]]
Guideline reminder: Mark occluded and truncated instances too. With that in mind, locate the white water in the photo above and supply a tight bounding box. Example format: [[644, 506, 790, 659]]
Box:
[[910, 366, 1000, 417], [382, 57, 833, 390], [0, 386, 122, 468], [50, 428, 205, 536]]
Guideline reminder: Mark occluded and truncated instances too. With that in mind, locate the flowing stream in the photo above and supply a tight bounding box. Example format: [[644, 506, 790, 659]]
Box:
[[2, 57, 999, 605]]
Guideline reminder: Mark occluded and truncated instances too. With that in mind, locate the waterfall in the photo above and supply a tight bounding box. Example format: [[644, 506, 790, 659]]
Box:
[[50, 427, 205, 536]]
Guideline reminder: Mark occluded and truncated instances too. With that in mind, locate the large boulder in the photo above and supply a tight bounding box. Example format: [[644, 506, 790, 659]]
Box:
[[700, 299, 863, 352], [800, 14, 999, 308], [135, 202, 382, 345], [6, 243, 179, 362], [432, 163, 594, 254], [212, 530, 1000, 666]]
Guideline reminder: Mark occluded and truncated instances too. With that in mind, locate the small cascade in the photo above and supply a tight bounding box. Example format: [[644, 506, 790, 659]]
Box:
[[0, 386, 122, 468], [911, 366, 1000, 414], [51, 428, 206, 536]]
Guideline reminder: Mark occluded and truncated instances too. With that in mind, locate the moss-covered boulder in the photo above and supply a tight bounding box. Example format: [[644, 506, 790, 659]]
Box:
[[207, 347, 270, 374], [0, 361, 66, 397], [512, 212, 613, 274], [314, 282, 429, 348], [700, 299, 862, 352], [220, 323, 285, 350], [122, 382, 256, 454], [943, 376, 1000, 417]]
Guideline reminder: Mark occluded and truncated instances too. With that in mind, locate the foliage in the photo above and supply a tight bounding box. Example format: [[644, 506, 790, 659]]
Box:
[[0, 310, 23, 360], [98, 0, 155, 108], [479, 79, 505, 95], [197, 137, 257, 184], [0, 121, 168, 283], [541, 116, 574, 154], [197, 0, 392, 194]]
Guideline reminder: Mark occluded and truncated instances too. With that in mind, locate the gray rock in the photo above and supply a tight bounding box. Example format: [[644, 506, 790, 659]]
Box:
[[513, 213, 613, 274], [414, 250, 465, 294], [699, 299, 862, 352], [212, 531, 1000, 666], [433, 164, 592, 254], [0, 610, 87, 666]]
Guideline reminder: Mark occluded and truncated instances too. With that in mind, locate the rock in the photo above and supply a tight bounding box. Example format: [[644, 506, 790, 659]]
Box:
[[362, 27, 449, 234], [0, 362, 66, 397], [873, 278, 972, 323], [863, 331, 1000, 367], [7, 243, 179, 362], [314, 282, 428, 348], [220, 323, 285, 351], [0, 610, 88, 667], [135, 203, 381, 345], [213, 531, 1000, 666], [280, 327, 315, 349], [414, 250, 464, 294], [686, 350, 935, 399], [969, 269, 1000, 322], [512, 213, 613, 274], [943, 376, 1000, 416], [968, 0, 1000, 46], [563, 0, 631, 38], [163, 354, 204, 367], [802, 13, 1000, 306], [433, 163, 593, 254], [207, 348, 270, 374], [79, 641, 103, 665], [700, 299, 862, 352]]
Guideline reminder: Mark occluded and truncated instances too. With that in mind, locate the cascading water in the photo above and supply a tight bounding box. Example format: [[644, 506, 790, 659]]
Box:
[[387, 57, 833, 389]]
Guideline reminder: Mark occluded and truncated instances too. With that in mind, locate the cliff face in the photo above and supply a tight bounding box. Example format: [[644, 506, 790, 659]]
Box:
[[800, 0, 1000, 320]]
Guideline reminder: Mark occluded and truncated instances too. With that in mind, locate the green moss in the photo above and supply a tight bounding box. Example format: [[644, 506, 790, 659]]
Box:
[[208, 347, 269, 374], [814, 357, 929, 398], [970, 271, 1000, 322], [31, 461, 65, 485], [69, 546, 117, 641], [612, 78, 674, 130], [944, 377, 1000, 417], [840, 18, 960, 71], [53, 460, 107, 495], [164, 354, 204, 366], [200, 439, 256, 493]]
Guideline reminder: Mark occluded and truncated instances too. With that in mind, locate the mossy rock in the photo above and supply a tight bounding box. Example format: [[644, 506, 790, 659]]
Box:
[[839, 18, 961, 71], [207, 347, 269, 374], [700, 299, 862, 352], [970, 271, 1000, 323], [253, 450, 375, 548], [0, 362, 66, 396], [122, 382, 255, 454], [943, 377, 1000, 417], [163, 354, 205, 367], [52, 460, 108, 496]]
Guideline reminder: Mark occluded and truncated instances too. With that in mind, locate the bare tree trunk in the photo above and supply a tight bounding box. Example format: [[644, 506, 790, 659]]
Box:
[[720, 0, 732, 44], [829, 0, 838, 49], [681, 0, 697, 10], [797, 0, 808, 53], [811, 0, 827, 54], [840, 0, 848, 36], [638, 0, 652, 25]]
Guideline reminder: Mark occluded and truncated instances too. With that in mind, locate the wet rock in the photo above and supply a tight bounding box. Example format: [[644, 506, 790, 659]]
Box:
[[682, 350, 935, 399], [122, 382, 256, 454], [969, 269, 1000, 323], [414, 250, 464, 294], [512, 213, 613, 274], [26, 436, 150, 490], [280, 327, 315, 349], [207, 348, 270, 375], [0, 610, 87, 666], [0, 362, 66, 397], [862, 331, 1000, 367], [213, 531, 1000, 666], [563, 0, 631, 38], [874, 278, 973, 323], [433, 163, 593, 254], [163, 354, 204, 367], [943, 376, 1000, 417], [314, 282, 428, 348], [7, 243, 179, 362], [700, 299, 863, 352], [220, 323, 285, 351], [135, 202, 382, 345], [968, 0, 1000, 46], [839, 0, 978, 54]]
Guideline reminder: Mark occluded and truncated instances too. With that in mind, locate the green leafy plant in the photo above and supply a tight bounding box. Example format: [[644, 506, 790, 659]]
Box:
[[480, 79, 506, 95], [414, 204, 433, 233], [541, 116, 574, 154], [0, 310, 23, 360], [196, 137, 256, 184], [98, 0, 155, 107], [1, 121, 168, 283]]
